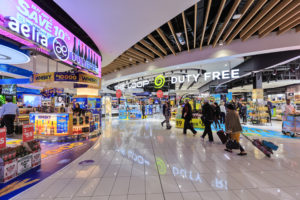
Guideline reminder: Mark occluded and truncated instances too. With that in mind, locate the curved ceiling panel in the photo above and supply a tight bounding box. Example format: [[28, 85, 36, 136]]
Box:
[[54, 0, 197, 66]]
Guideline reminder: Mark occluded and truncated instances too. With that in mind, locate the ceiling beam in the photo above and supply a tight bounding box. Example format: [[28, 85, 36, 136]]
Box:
[[125, 52, 145, 63], [182, 11, 190, 52], [296, 25, 300, 32], [200, 0, 212, 50], [278, 18, 300, 35], [127, 48, 153, 61], [140, 40, 164, 58], [223, 0, 254, 42], [259, 6, 300, 38], [156, 28, 176, 55], [120, 54, 140, 64], [213, 0, 241, 47], [117, 57, 134, 65], [241, 0, 292, 41], [167, 21, 182, 52], [207, 0, 226, 45], [193, 3, 197, 49], [133, 44, 155, 58], [279, 16, 300, 31], [259, 1, 300, 34], [147, 35, 167, 55], [226, 0, 267, 45]]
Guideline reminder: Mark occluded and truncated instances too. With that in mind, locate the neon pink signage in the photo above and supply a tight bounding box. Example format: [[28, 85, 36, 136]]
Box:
[[0, 0, 101, 77]]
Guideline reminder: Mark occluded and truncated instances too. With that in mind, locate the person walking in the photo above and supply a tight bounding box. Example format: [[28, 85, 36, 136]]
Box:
[[161, 102, 171, 129], [201, 99, 214, 142], [182, 99, 197, 135], [241, 103, 247, 124], [220, 102, 226, 124], [0, 97, 19, 136], [224, 103, 247, 156], [141, 102, 146, 119], [213, 102, 221, 129]]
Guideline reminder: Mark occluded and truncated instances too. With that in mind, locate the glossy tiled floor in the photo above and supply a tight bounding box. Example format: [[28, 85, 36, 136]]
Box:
[[13, 117, 300, 200]]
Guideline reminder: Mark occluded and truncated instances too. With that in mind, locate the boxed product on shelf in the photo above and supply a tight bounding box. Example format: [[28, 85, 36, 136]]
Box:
[[31, 150, 41, 168], [0, 159, 17, 183], [17, 154, 32, 175]]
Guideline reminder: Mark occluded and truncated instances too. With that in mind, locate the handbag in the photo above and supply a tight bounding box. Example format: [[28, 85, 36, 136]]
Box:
[[226, 139, 240, 149]]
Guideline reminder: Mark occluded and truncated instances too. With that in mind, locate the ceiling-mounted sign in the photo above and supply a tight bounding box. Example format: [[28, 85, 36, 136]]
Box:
[[157, 90, 163, 98], [115, 69, 240, 90], [0, 0, 101, 76], [116, 89, 122, 98]]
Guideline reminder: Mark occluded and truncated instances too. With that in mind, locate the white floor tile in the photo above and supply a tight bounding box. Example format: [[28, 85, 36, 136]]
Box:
[[110, 177, 130, 195]]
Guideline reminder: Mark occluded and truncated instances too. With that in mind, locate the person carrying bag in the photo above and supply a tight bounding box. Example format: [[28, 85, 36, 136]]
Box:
[[224, 103, 247, 156]]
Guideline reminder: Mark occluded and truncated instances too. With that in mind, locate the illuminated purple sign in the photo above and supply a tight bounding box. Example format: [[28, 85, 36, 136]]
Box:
[[0, 0, 101, 77]]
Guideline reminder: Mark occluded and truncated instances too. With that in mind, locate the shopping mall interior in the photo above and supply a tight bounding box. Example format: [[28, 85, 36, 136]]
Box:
[[1, 0, 300, 199]]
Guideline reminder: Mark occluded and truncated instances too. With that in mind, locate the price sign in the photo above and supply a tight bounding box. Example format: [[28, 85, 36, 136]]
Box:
[[157, 90, 163, 98], [0, 128, 6, 149], [116, 89, 122, 98], [22, 124, 34, 142]]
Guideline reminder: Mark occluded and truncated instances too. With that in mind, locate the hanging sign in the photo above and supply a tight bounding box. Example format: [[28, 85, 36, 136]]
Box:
[[116, 89, 122, 98], [22, 124, 34, 142], [157, 90, 163, 98]]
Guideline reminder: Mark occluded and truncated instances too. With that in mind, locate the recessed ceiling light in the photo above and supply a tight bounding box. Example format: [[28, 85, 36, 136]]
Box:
[[233, 14, 242, 19]]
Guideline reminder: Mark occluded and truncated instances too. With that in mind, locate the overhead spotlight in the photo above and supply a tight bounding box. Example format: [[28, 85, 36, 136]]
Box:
[[185, 69, 187, 73], [114, 69, 117, 72], [232, 14, 242, 19], [163, 72, 165, 76], [296, 65, 300, 70], [146, 60, 149, 63], [219, 40, 224, 46], [180, 70, 182, 73], [251, 72, 255, 77], [272, 69, 277, 76], [290, 68, 295, 73]]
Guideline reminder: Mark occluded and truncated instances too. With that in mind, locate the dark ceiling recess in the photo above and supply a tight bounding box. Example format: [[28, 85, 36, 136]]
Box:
[[33, 0, 100, 55], [103, 0, 300, 76]]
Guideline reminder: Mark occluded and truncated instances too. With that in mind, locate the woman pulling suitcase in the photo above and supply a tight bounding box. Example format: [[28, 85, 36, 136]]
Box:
[[224, 103, 247, 156]]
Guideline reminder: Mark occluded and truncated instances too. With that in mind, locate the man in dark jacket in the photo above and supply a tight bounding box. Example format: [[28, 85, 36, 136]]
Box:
[[182, 99, 197, 135], [161, 102, 171, 129], [201, 99, 214, 142]]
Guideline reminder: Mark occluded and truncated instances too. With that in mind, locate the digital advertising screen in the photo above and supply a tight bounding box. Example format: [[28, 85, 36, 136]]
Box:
[[23, 95, 42, 107]]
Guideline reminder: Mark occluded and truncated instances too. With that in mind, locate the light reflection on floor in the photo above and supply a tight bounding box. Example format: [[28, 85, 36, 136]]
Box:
[[13, 117, 300, 200]]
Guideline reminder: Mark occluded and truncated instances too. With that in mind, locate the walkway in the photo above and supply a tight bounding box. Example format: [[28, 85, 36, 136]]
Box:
[[13, 118, 300, 200]]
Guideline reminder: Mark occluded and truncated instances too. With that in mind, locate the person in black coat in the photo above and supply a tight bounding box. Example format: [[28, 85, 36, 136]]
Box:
[[182, 99, 197, 135], [201, 100, 214, 142], [161, 102, 171, 129]]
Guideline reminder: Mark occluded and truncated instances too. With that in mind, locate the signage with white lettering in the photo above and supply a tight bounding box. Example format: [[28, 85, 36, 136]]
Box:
[[0, 0, 101, 76], [115, 69, 240, 90]]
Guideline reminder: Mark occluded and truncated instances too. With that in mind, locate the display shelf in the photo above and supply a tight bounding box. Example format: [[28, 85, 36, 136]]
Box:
[[249, 102, 269, 125]]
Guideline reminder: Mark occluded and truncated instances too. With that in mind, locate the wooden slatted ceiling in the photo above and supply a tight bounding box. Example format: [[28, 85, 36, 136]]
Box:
[[226, 0, 268, 44], [167, 21, 182, 52], [212, 0, 241, 47], [133, 44, 155, 58], [207, 0, 226, 45], [139, 40, 164, 58], [127, 48, 153, 61], [200, 0, 212, 50], [103, 0, 300, 76], [182, 11, 190, 52], [259, 3, 300, 38], [147, 35, 167, 55], [278, 17, 300, 35], [241, 0, 292, 41], [156, 28, 176, 55], [222, 0, 254, 42]]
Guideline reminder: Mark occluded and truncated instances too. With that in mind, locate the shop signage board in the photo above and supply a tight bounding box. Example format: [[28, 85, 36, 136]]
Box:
[[22, 124, 34, 142], [33, 72, 100, 87], [0, 0, 101, 76], [115, 69, 240, 90], [0, 128, 6, 149], [33, 72, 54, 82]]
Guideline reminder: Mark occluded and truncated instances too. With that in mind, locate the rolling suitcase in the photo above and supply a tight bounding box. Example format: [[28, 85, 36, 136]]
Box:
[[241, 133, 272, 158], [217, 130, 228, 144]]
